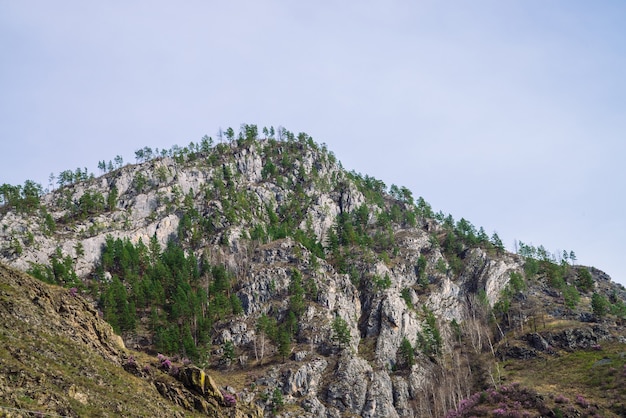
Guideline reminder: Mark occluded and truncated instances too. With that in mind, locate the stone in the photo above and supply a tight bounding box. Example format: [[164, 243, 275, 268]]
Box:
[[526, 333, 550, 351], [326, 356, 372, 414], [284, 358, 328, 397]]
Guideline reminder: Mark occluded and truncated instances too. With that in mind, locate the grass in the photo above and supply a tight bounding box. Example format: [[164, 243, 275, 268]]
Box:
[[358, 336, 377, 363], [540, 318, 584, 331], [0, 265, 204, 418], [211, 367, 251, 389], [502, 341, 626, 416], [1, 320, 178, 416]]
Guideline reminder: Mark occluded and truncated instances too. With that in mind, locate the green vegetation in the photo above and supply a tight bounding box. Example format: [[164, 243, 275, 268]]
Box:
[[94, 235, 244, 358], [400, 288, 413, 308], [516, 241, 593, 311], [0, 180, 43, 214], [502, 341, 626, 416], [591, 292, 610, 318], [417, 306, 442, 357], [416, 255, 428, 286], [494, 272, 527, 325], [2, 123, 626, 417], [397, 336, 415, 369], [576, 267, 594, 293], [27, 247, 81, 289], [331, 316, 351, 349], [0, 265, 194, 417]]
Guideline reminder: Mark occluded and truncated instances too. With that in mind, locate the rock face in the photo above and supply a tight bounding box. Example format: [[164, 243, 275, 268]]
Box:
[[326, 356, 373, 414], [542, 325, 611, 351], [284, 358, 328, 398], [179, 366, 223, 399]]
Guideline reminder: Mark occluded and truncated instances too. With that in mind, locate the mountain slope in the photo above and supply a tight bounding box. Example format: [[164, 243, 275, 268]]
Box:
[[0, 262, 261, 417], [1, 126, 625, 416]]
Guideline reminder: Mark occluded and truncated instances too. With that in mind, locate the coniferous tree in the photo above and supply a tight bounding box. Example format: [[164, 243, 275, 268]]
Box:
[[591, 293, 609, 318], [331, 316, 351, 349], [277, 326, 291, 362], [491, 232, 504, 253], [398, 337, 415, 369], [576, 268, 594, 293]]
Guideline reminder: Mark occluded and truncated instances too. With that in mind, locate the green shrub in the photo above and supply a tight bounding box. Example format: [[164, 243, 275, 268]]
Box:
[[523, 258, 539, 278], [401, 288, 412, 308], [373, 273, 392, 290], [435, 258, 447, 274]]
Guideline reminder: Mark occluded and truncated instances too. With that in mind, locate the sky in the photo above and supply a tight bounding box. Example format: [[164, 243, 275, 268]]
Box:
[[1, 1, 625, 285]]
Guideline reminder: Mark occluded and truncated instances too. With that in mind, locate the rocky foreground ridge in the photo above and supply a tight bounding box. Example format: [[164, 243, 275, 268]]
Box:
[[1, 127, 626, 416], [0, 262, 262, 417]]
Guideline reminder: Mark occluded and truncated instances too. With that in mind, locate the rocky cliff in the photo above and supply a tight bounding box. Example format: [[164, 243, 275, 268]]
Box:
[[1, 128, 625, 416]]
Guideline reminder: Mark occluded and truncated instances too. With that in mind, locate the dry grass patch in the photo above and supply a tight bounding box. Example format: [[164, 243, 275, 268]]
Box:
[[502, 341, 626, 416]]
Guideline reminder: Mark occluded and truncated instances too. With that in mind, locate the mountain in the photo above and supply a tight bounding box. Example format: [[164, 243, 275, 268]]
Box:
[[1, 125, 625, 417]]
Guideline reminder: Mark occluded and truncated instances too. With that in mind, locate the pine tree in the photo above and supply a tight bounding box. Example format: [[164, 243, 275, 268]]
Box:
[[398, 337, 415, 369], [331, 316, 351, 349], [277, 326, 291, 362], [491, 232, 505, 253]]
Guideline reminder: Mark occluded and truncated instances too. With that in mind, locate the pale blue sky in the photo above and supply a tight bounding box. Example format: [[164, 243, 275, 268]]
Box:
[[1, 1, 625, 285]]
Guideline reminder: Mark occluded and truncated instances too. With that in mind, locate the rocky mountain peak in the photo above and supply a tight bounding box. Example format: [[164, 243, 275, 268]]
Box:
[[1, 126, 625, 416]]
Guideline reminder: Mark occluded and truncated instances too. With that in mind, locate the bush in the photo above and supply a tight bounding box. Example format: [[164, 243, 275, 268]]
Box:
[[523, 258, 539, 278], [417, 307, 442, 356], [271, 387, 284, 411], [554, 394, 569, 404], [575, 394, 589, 408], [221, 389, 237, 407], [509, 272, 526, 293], [373, 273, 391, 290], [401, 288, 412, 308]]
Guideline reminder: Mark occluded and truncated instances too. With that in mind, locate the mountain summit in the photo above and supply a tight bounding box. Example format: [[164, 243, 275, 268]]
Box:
[[1, 125, 625, 416]]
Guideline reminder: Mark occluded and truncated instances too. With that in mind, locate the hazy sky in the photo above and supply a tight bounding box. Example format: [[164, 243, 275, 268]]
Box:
[[1, 1, 625, 285]]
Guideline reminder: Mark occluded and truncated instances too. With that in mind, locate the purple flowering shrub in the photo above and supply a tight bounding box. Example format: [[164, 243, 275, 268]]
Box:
[[575, 395, 589, 408], [122, 355, 142, 376], [446, 384, 550, 418], [157, 353, 173, 371], [221, 389, 237, 407], [554, 394, 569, 404], [161, 358, 172, 371]]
